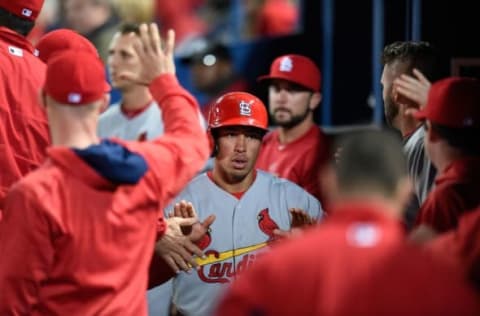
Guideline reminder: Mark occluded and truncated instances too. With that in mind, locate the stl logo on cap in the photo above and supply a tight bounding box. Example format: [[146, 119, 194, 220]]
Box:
[[239, 100, 252, 116], [279, 56, 293, 72], [22, 8, 32, 17]]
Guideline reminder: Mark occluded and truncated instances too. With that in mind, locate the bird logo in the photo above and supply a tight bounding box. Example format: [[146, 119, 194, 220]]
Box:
[[257, 208, 280, 241]]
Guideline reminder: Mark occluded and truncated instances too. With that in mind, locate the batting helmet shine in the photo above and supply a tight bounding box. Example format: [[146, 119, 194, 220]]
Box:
[[208, 92, 269, 132]]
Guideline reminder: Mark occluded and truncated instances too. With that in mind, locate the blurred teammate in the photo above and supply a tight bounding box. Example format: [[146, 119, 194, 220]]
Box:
[[0, 0, 49, 213], [0, 24, 209, 315]]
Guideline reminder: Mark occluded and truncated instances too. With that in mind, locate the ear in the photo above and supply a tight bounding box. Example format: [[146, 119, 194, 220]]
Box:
[[309, 92, 322, 111], [99, 93, 111, 113], [425, 122, 439, 142]]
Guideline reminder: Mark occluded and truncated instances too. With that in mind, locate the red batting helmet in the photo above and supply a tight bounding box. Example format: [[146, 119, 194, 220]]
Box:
[[208, 92, 269, 132]]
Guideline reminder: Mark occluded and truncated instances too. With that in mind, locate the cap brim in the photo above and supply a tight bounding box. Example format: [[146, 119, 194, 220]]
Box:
[[413, 109, 427, 121]]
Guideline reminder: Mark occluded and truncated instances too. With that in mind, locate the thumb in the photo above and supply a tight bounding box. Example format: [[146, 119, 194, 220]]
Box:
[[201, 215, 216, 228]]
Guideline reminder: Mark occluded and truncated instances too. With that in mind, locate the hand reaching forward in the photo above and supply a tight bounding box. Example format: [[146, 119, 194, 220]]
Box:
[[274, 208, 317, 239], [119, 23, 176, 85], [155, 216, 205, 274], [169, 200, 216, 243]]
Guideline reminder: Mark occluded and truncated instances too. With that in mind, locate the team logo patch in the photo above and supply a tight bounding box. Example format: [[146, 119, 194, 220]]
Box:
[[257, 208, 280, 241], [279, 56, 293, 72], [239, 100, 253, 116], [8, 46, 23, 57], [68, 93, 82, 104], [346, 223, 382, 247], [21, 8, 33, 17]]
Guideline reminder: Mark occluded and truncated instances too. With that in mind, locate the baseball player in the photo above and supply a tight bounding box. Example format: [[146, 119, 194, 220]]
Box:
[[149, 91, 323, 316], [216, 130, 480, 316], [0, 0, 49, 214], [412, 77, 480, 232], [0, 24, 210, 315], [98, 22, 206, 142], [381, 41, 438, 227], [255, 54, 330, 206]]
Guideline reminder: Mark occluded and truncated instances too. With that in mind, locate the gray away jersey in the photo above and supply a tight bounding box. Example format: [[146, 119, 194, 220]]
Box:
[[98, 101, 164, 141], [149, 171, 323, 316]]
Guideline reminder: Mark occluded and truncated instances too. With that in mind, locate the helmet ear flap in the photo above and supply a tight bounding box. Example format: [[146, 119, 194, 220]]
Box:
[[208, 130, 217, 157]]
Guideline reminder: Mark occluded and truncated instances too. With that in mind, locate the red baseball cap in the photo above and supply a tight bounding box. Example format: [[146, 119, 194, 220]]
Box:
[[0, 0, 44, 21], [414, 77, 480, 128], [257, 54, 321, 92], [36, 29, 98, 63], [44, 51, 110, 106]]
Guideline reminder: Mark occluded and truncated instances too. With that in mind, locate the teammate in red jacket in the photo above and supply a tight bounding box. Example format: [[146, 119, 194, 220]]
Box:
[[413, 77, 480, 232], [216, 130, 479, 316], [0, 0, 49, 213], [0, 24, 209, 315]]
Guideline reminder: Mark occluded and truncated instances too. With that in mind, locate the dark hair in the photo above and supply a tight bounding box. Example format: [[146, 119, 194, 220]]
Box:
[[382, 41, 439, 80], [119, 22, 140, 35], [0, 8, 35, 36], [430, 123, 480, 155], [334, 129, 407, 198]]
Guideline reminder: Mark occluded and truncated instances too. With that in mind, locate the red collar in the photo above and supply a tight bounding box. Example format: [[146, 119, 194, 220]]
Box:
[[0, 27, 36, 54], [121, 100, 153, 119], [436, 156, 480, 185], [207, 170, 257, 199]]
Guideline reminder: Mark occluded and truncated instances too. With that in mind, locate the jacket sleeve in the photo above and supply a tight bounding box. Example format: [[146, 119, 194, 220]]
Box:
[[128, 74, 209, 214], [0, 185, 55, 315]]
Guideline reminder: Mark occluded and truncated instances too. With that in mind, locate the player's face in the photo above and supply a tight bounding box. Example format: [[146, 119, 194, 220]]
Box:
[[215, 126, 264, 182], [381, 61, 409, 127], [107, 33, 141, 91], [268, 79, 315, 129]]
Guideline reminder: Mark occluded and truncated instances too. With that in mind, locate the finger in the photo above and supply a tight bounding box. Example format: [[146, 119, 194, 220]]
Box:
[[412, 68, 431, 85], [168, 211, 174, 218], [273, 229, 290, 238], [162, 255, 180, 274], [130, 32, 145, 60], [183, 240, 205, 261], [201, 214, 216, 228], [149, 23, 161, 54], [180, 200, 190, 218], [169, 252, 192, 272], [186, 202, 196, 218], [139, 23, 151, 54], [164, 29, 175, 57], [177, 217, 197, 226], [173, 203, 181, 217]]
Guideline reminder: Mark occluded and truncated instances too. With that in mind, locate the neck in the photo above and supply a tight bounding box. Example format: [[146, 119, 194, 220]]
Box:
[[333, 193, 402, 219], [120, 87, 152, 110], [278, 116, 314, 144], [211, 168, 256, 194], [49, 110, 100, 149], [434, 144, 464, 173]]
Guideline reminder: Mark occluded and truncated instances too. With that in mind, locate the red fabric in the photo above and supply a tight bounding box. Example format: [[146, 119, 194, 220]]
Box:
[[0, 27, 49, 213], [44, 51, 110, 106], [256, 125, 330, 205], [427, 207, 480, 285], [414, 157, 480, 232], [414, 77, 480, 128], [258, 54, 321, 92], [35, 29, 99, 63], [0, 0, 44, 21], [0, 74, 209, 315], [216, 202, 480, 316]]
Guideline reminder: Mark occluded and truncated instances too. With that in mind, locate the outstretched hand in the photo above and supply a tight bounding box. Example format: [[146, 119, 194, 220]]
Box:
[[169, 200, 216, 242], [119, 23, 176, 85]]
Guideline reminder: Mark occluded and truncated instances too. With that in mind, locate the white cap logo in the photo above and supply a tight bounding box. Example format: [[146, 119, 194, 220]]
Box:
[[279, 56, 293, 72], [463, 117, 474, 126], [8, 46, 23, 57], [239, 101, 252, 116], [68, 93, 82, 104], [21, 8, 32, 17], [346, 223, 382, 248]]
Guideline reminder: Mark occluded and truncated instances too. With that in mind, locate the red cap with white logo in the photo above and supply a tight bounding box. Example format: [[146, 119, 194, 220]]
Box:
[[257, 54, 321, 92], [0, 0, 45, 21], [44, 50, 110, 106]]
